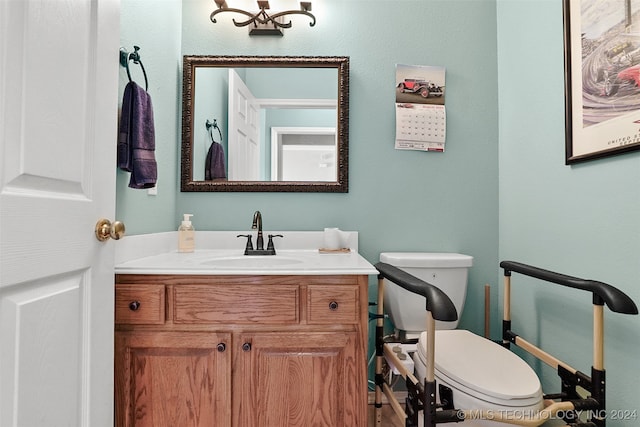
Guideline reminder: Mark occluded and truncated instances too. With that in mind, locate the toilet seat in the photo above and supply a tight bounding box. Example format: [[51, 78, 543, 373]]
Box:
[[416, 329, 542, 407]]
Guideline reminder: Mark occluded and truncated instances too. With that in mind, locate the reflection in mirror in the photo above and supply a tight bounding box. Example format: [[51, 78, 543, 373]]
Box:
[[181, 56, 349, 192]]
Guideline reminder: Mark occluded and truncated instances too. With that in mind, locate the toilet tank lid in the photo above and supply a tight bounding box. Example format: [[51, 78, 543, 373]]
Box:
[[380, 252, 473, 268]]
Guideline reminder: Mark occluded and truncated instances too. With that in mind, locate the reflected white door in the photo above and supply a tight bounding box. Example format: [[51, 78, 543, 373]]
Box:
[[0, 1, 119, 426], [228, 69, 260, 180], [270, 127, 337, 181]]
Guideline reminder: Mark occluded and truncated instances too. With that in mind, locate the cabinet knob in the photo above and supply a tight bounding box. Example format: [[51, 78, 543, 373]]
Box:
[[129, 301, 141, 311], [242, 342, 252, 352], [217, 343, 226, 352], [329, 301, 339, 311]]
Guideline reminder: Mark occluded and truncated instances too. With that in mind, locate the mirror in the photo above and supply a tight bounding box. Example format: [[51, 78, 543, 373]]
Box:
[[181, 55, 349, 192]]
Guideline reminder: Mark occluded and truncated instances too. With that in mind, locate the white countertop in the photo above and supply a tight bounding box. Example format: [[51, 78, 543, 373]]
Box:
[[115, 249, 377, 275], [115, 231, 378, 276]]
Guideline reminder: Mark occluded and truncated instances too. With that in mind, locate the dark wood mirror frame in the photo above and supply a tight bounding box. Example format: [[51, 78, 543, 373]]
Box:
[[181, 55, 349, 192]]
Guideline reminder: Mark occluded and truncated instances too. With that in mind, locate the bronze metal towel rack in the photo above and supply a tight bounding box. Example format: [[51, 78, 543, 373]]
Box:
[[119, 45, 148, 91]]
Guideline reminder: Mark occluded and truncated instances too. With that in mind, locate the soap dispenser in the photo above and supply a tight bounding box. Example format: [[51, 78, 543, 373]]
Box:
[[178, 214, 195, 253]]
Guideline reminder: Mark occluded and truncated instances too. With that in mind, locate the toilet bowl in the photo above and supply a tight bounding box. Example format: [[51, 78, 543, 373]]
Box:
[[414, 330, 543, 426], [380, 252, 544, 426]]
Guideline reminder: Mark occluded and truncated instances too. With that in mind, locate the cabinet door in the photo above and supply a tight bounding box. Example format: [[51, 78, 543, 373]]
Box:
[[115, 331, 231, 427], [233, 332, 366, 427]]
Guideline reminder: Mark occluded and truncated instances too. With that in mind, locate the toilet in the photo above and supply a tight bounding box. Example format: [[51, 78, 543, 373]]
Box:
[[380, 252, 544, 426]]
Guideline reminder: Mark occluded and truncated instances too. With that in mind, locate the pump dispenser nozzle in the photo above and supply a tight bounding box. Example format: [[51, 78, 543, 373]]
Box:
[[182, 214, 193, 227]]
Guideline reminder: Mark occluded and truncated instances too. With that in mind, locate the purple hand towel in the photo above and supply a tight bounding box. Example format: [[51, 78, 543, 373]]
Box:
[[117, 81, 157, 189], [205, 142, 227, 180]]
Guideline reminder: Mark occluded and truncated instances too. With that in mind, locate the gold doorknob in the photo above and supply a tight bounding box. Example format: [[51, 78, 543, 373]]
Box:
[[95, 218, 126, 242]]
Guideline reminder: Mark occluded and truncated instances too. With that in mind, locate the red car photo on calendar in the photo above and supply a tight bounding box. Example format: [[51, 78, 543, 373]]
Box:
[[395, 64, 446, 105], [397, 78, 443, 98]]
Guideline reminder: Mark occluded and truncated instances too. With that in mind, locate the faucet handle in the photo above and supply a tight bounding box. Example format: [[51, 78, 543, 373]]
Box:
[[266, 234, 283, 252], [237, 234, 254, 254]]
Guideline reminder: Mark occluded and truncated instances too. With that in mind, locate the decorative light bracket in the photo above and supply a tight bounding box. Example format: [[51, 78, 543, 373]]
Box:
[[211, 1, 316, 36]]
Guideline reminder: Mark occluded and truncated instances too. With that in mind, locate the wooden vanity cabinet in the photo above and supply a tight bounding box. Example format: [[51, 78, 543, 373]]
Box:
[[114, 274, 369, 427], [114, 330, 231, 426]]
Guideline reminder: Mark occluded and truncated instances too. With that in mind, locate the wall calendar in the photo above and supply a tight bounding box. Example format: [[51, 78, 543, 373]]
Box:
[[395, 64, 446, 152]]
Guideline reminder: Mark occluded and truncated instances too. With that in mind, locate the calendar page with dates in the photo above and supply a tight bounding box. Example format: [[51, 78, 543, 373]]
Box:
[[395, 64, 446, 152], [395, 103, 446, 151]]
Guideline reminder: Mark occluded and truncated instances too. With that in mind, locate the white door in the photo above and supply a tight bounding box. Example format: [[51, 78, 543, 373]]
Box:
[[0, 1, 119, 426], [228, 69, 261, 180]]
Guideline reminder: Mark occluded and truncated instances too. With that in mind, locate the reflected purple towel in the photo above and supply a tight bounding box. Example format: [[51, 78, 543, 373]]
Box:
[[117, 81, 157, 189], [205, 142, 227, 180]]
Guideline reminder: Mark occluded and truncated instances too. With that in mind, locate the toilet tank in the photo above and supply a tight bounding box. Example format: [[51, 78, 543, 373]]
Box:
[[380, 253, 473, 335]]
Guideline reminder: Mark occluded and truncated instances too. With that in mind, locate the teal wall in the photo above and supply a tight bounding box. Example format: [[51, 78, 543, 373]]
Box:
[[118, 1, 640, 420], [119, 0, 500, 337], [118, 0, 181, 233], [497, 0, 640, 422]]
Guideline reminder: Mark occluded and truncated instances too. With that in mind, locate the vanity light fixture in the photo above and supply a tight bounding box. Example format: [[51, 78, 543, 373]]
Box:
[[210, 1, 316, 36]]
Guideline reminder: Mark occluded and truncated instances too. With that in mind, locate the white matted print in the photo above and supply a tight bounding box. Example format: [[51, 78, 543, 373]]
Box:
[[564, 0, 640, 163]]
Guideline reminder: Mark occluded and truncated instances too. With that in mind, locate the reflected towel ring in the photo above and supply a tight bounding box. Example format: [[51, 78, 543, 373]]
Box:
[[119, 46, 149, 91], [206, 119, 223, 144]]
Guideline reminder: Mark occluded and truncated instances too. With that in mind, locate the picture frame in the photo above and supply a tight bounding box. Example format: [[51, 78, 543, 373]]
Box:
[[563, 0, 640, 164]]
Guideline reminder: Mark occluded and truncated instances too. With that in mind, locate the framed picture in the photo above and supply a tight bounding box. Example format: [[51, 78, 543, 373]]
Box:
[[563, 0, 640, 164]]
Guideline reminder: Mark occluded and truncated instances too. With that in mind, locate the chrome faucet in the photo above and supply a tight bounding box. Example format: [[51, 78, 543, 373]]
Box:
[[252, 210, 264, 250]]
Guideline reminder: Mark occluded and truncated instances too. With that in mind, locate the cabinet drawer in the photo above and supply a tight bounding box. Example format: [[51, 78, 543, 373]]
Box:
[[115, 284, 165, 325], [307, 286, 359, 324], [173, 285, 299, 324]]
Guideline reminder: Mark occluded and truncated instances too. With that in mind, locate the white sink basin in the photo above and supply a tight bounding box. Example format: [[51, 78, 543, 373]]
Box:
[[201, 256, 304, 269]]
